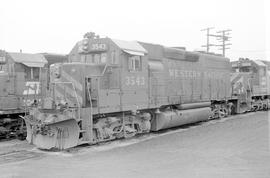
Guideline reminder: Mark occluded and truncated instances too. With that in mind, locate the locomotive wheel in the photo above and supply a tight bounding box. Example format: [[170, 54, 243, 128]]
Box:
[[218, 108, 228, 118], [263, 104, 268, 111]]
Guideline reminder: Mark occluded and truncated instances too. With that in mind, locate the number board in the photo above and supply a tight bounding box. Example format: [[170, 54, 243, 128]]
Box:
[[89, 43, 107, 52]]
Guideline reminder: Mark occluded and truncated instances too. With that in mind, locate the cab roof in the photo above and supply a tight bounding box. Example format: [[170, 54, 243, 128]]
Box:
[[111, 39, 147, 56], [9, 52, 47, 67]]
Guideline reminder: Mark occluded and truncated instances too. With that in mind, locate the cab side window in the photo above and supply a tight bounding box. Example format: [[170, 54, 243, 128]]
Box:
[[0, 56, 7, 72], [25, 67, 40, 80], [81, 53, 107, 64], [111, 51, 119, 64], [128, 56, 142, 72], [33, 67, 40, 80]]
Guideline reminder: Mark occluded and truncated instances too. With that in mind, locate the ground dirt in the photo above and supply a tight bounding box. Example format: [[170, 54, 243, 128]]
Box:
[[0, 111, 269, 178]]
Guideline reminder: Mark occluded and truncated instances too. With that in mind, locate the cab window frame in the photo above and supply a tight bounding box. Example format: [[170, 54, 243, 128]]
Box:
[[25, 66, 40, 81], [128, 55, 142, 72], [81, 52, 108, 64]]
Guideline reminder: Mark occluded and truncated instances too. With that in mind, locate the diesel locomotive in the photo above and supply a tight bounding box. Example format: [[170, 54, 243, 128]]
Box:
[[21, 33, 270, 149], [0, 50, 67, 139], [231, 58, 270, 112], [23, 34, 239, 149]]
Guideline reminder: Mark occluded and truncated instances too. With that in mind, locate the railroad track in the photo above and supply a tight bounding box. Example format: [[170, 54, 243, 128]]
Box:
[[0, 111, 259, 163], [0, 150, 42, 164], [66, 112, 250, 153]]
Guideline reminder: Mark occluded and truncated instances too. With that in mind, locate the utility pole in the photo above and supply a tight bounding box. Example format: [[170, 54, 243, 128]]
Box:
[[201, 27, 215, 52], [215, 29, 232, 56]]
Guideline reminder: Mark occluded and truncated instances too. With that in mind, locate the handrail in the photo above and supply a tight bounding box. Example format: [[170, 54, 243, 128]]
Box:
[[86, 80, 93, 141], [70, 82, 81, 120], [85, 63, 108, 113], [86, 81, 93, 115]]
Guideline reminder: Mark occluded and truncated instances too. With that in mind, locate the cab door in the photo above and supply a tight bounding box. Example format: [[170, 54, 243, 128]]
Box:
[[97, 67, 122, 113]]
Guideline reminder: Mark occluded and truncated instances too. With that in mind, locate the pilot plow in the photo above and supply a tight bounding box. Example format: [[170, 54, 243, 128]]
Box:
[[23, 110, 80, 150]]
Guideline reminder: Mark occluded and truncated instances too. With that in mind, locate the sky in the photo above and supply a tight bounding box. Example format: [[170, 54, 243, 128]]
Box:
[[0, 0, 269, 61]]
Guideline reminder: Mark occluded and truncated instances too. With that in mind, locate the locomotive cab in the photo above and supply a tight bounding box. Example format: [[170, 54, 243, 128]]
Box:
[[68, 35, 149, 112], [231, 58, 268, 95]]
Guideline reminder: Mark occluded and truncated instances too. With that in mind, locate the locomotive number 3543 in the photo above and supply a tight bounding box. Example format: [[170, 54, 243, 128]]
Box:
[[125, 76, 145, 86], [90, 44, 107, 51]]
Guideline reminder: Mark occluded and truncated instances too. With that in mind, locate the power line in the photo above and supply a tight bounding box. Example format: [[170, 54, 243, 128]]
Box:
[[201, 27, 216, 52], [200, 28, 232, 56], [231, 49, 270, 52], [215, 29, 232, 56]]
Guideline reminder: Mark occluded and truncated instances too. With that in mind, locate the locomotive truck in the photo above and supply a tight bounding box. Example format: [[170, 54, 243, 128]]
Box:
[[23, 34, 235, 149]]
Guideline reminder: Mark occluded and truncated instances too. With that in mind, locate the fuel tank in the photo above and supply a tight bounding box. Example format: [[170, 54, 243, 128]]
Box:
[[151, 107, 211, 131]]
